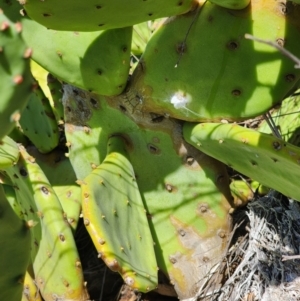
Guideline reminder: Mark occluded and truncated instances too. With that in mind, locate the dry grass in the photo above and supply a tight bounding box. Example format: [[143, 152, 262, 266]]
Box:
[[186, 191, 300, 301]]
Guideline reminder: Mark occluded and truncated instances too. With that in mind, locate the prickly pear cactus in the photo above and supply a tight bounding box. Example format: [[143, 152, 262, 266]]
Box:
[[131, 20, 163, 56], [230, 179, 254, 207], [81, 135, 158, 292], [128, 0, 300, 122], [0, 184, 31, 301], [208, 0, 250, 9], [46, 73, 64, 124], [63, 85, 234, 299], [259, 91, 300, 146], [22, 0, 197, 31], [4, 146, 89, 301], [183, 122, 300, 201], [0, 135, 19, 169], [30, 60, 65, 125], [0, 8, 32, 140], [22, 17, 133, 96], [19, 83, 59, 153], [3, 0, 300, 299], [27, 145, 82, 232]]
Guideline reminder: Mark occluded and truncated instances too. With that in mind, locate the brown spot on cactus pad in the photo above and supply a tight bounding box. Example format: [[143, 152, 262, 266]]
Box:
[[197, 203, 208, 214], [41, 186, 49, 195], [272, 141, 281, 150], [226, 40, 239, 50], [165, 183, 177, 193], [285, 74, 295, 82], [59, 233, 65, 242], [107, 259, 120, 272], [147, 143, 160, 154], [231, 89, 241, 97]]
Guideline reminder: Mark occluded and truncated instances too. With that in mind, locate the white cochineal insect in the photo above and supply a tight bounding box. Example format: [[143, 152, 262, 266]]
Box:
[[170, 91, 202, 117]]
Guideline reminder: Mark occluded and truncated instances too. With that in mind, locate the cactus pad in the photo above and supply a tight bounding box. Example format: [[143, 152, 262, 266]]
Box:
[[22, 0, 197, 32], [27, 145, 82, 232], [208, 0, 250, 9], [19, 83, 59, 154], [5, 146, 89, 301], [129, 0, 300, 121], [0, 184, 31, 301], [183, 122, 300, 201], [47, 74, 64, 124], [81, 135, 157, 292], [0, 135, 19, 169], [259, 92, 300, 146], [63, 86, 233, 298], [22, 18, 132, 96], [0, 8, 32, 140]]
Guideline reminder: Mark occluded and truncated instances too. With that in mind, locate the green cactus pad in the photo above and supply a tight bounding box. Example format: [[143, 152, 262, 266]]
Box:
[[22, 18, 132, 96], [230, 180, 253, 207], [208, 0, 250, 9], [22, 0, 197, 32], [132, 20, 163, 56], [2, 184, 24, 219], [0, 184, 31, 301], [251, 181, 270, 196], [5, 146, 89, 301], [46, 74, 64, 124], [27, 145, 82, 232], [128, 0, 300, 122], [30, 60, 64, 124], [0, 8, 32, 140], [64, 86, 233, 298], [183, 122, 300, 201], [259, 92, 300, 146], [0, 135, 19, 169], [81, 135, 157, 292], [19, 83, 59, 154], [8, 125, 29, 145]]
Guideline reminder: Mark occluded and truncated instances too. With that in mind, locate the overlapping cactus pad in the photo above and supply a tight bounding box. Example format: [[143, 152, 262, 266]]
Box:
[[259, 92, 300, 146], [0, 8, 32, 140], [22, 0, 197, 31], [208, 0, 250, 9], [81, 135, 158, 292], [0, 184, 31, 301], [4, 146, 89, 301], [22, 18, 132, 96], [2, 0, 300, 299], [19, 83, 59, 154], [63, 85, 233, 299], [27, 146, 82, 232], [129, 0, 300, 121], [183, 122, 300, 201], [0, 136, 20, 169]]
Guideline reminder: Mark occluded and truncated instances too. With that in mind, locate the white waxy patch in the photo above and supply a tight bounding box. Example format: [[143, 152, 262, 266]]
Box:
[[170, 91, 202, 118], [171, 93, 189, 109]]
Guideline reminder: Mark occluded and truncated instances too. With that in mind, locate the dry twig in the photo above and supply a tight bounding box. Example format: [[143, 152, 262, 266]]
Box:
[[245, 34, 300, 69]]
